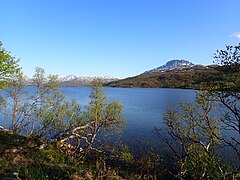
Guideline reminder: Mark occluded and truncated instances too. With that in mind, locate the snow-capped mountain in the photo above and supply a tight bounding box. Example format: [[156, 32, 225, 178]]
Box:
[[58, 75, 78, 82], [23, 75, 119, 86], [143, 59, 195, 74], [57, 75, 119, 86], [57, 75, 118, 83]]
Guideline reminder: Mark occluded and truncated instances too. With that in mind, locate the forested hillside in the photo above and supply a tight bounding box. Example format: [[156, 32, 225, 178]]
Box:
[[106, 65, 224, 89]]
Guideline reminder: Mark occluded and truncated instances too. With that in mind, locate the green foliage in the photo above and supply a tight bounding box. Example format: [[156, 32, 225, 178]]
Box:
[[85, 79, 106, 125], [78, 79, 125, 149], [182, 145, 225, 179], [33, 67, 46, 86], [40, 149, 66, 164], [161, 92, 228, 179], [0, 41, 21, 89], [236, 173, 240, 178], [213, 44, 240, 92], [0, 67, 78, 138], [119, 145, 134, 164], [0, 156, 10, 170], [212, 44, 240, 159]]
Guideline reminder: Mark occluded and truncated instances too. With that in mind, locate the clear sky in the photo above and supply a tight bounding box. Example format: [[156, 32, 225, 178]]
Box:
[[1, 0, 240, 78]]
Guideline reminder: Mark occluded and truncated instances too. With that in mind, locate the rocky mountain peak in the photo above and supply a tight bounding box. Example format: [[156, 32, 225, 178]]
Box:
[[143, 59, 195, 74]]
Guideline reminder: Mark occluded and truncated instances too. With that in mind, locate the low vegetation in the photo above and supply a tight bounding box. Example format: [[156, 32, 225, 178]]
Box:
[[0, 131, 129, 179], [106, 65, 227, 90]]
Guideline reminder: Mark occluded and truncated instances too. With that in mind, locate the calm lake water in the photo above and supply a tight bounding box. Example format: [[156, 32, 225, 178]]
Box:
[[61, 87, 198, 153], [0, 86, 198, 152], [2, 86, 239, 164]]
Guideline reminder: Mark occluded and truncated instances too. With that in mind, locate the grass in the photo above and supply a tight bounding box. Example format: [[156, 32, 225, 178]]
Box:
[[0, 131, 136, 179], [0, 131, 168, 179]]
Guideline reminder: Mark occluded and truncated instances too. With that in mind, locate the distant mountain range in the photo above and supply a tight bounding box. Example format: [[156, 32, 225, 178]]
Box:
[[24, 75, 119, 86], [57, 75, 119, 86], [107, 59, 222, 89]]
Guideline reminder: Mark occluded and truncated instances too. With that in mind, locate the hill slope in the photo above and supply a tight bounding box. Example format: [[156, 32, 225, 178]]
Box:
[[107, 60, 222, 89]]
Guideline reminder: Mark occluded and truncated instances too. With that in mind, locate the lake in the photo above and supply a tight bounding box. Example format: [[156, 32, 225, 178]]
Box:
[[0, 86, 198, 152], [2, 86, 239, 164], [60, 87, 198, 153]]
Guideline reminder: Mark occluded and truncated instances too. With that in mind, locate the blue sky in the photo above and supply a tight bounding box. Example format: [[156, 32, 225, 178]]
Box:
[[1, 0, 240, 78]]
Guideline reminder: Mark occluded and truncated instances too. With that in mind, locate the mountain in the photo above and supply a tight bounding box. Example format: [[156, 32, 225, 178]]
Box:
[[58, 75, 78, 82], [58, 75, 119, 86], [106, 60, 222, 89], [143, 59, 194, 74], [24, 75, 119, 86]]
